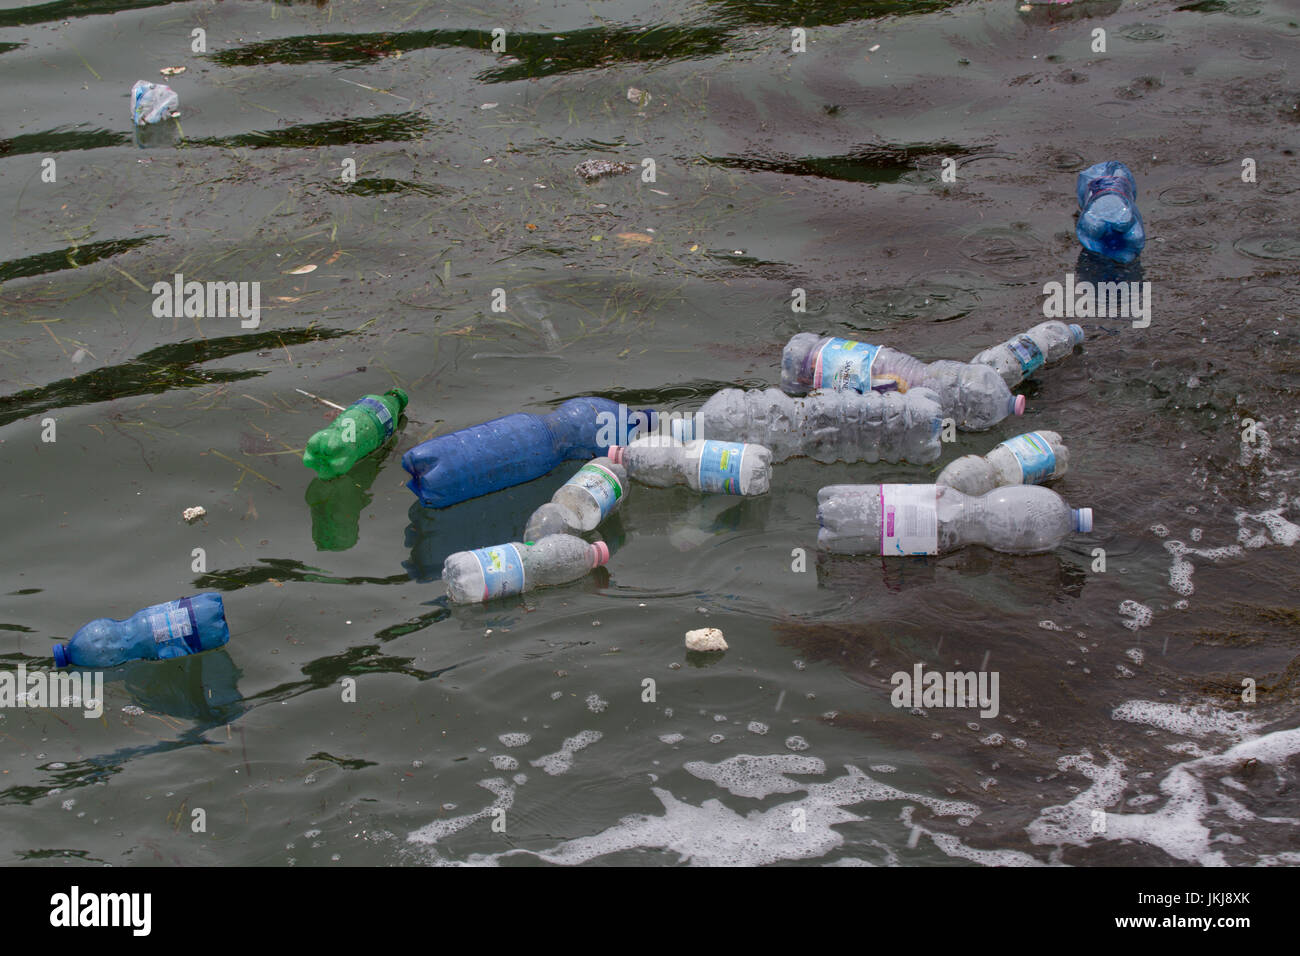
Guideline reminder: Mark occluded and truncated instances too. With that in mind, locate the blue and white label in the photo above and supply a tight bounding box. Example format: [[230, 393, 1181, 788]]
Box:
[[472, 544, 526, 601], [698, 441, 747, 495], [568, 462, 623, 517], [1007, 335, 1044, 376], [353, 397, 395, 440], [813, 338, 880, 392], [880, 484, 938, 556], [148, 598, 200, 655], [1000, 432, 1056, 485]]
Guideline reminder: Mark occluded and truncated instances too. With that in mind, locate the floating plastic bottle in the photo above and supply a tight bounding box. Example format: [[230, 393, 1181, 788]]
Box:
[[53, 594, 231, 668], [671, 386, 944, 464], [781, 334, 1024, 430], [1077, 160, 1145, 264], [303, 388, 408, 480], [971, 322, 1085, 387], [130, 80, 179, 126], [608, 437, 772, 495], [936, 431, 1070, 496], [525, 457, 628, 540], [817, 484, 1092, 555], [442, 535, 610, 604], [403, 397, 654, 509]]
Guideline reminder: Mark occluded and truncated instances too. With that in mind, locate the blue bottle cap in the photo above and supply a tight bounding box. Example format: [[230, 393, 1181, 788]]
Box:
[[1073, 508, 1094, 533], [52, 643, 69, 668], [1069, 324, 1084, 345]]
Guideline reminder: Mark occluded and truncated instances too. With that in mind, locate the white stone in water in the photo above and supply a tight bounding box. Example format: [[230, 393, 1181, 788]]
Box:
[[685, 627, 727, 652]]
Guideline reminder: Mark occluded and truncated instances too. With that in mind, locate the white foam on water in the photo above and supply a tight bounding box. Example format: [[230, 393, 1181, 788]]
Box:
[[684, 754, 824, 798], [1118, 600, 1152, 631], [785, 736, 810, 751], [747, 721, 769, 735], [1112, 700, 1257, 740], [530, 730, 602, 776], [659, 732, 685, 745], [498, 732, 531, 748], [585, 693, 608, 714], [407, 777, 514, 847], [1125, 649, 1145, 665], [1149, 524, 1168, 537], [490, 755, 518, 771]]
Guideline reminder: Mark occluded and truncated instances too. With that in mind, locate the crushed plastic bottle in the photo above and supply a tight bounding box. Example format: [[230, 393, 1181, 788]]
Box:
[[130, 80, 179, 126], [524, 457, 628, 540], [936, 431, 1070, 496], [1077, 160, 1145, 264], [781, 334, 1024, 430], [971, 322, 1085, 387], [303, 388, 408, 480], [442, 535, 610, 604], [53, 594, 230, 668], [608, 437, 772, 495], [671, 386, 944, 464], [817, 483, 1092, 555]]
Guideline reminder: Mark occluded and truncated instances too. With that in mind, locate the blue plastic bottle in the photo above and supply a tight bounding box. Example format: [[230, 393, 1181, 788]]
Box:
[[52, 593, 231, 668], [402, 397, 655, 509], [1076, 161, 1145, 263]]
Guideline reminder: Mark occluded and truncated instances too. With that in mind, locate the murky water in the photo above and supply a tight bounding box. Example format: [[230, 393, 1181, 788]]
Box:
[[1, 0, 1297, 867]]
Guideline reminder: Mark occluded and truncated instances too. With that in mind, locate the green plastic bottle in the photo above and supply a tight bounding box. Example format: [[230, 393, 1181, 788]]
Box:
[[303, 388, 409, 480]]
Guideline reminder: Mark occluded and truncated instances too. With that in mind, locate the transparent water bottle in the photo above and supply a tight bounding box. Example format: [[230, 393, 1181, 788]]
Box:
[[670, 386, 943, 464], [817, 483, 1092, 555], [608, 437, 771, 495], [524, 458, 628, 540], [442, 535, 610, 604], [936, 431, 1069, 496], [781, 334, 1024, 430], [1077, 160, 1145, 263], [130, 80, 179, 126], [971, 322, 1084, 387]]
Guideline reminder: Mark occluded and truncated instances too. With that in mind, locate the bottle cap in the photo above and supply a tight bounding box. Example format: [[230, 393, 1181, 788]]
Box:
[[591, 541, 611, 567], [1069, 324, 1084, 345], [1013, 394, 1026, 416], [52, 643, 69, 668], [1073, 508, 1094, 533], [385, 387, 410, 412], [607, 446, 624, 465]]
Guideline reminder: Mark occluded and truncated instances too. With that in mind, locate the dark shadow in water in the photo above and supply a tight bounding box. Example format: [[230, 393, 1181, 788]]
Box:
[[0, 42, 22, 55], [701, 141, 980, 184], [814, 548, 1090, 598], [549, 378, 772, 408], [0, 326, 349, 428], [705, 0, 961, 27], [1017, 0, 1124, 24], [327, 177, 447, 198], [192, 556, 409, 592], [0, 235, 158, 284], [0, 0, 177, 28], [1074, 247, 1145, 286], [0, 126, 127, 159], [181, 113, 437, 150]]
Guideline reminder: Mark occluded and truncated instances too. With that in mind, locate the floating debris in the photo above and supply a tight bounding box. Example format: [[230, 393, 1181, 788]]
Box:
[[627, 87, 651, 108], [685, 627, 728, 652], [575, 159, 635, 182], [160, 66, 186, 76], [182, 506, 206, 523]]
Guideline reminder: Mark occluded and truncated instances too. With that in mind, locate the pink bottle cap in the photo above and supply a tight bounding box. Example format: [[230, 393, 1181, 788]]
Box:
[[591, 541, 610, 567], [607, 446, 624, 465], [1013, 394, 1026, 416]]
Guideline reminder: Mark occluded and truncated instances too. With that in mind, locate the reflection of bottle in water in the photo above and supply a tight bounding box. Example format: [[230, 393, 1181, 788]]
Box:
[[970, 323, 1084, 387], [305, 453, 385, 552], [666, 495, 766, 551], [131, 80, 178, 126], [442, 535, 610, 604], [936, 431, 1070, 496], [122, 649, 244, 724], [817, 484, 1092, 555], [525, 458, 628, 540]]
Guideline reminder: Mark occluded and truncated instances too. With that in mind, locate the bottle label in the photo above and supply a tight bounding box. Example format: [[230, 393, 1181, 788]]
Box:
[[813, 338, 879, 392], [1007, 335, 1044, 375], [472, 544, 526, 601], [568, 462, 623, 518], [698, 441, 748, 494], [1000, 432, 1056, 485], [880, 484, 939, 556], [148, 598, 201, 654], [352, 397, 395, 441]]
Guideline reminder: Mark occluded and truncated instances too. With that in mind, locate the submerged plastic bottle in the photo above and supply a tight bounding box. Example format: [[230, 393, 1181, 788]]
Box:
[[608, 437, 772, 495], [1077, 161, 1145, 264], [303, 388, 408, 480], [524, 458, 628, 540], [442, 535, 610, 604], [971, 322, 1085, 387], [781, 334, 1024, 430], [671, 387, 944, 464], [936, 431, 1070, 496], [817, 484, 1092, 555], [403, 398, 654, 509], [130, 80, 179, 126], [53, 594, 230, 668]]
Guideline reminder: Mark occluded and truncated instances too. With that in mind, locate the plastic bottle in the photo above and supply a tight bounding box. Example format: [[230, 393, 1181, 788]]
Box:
[[442, 535, 610, 604], [130, 80, 179, 126], [524, 458, 628, 540], [403, 398, 654, 509], [303, 388, 408, 480], [53, 594, 231, 668], [971, 322, 1085, 387], [1077, 160, 1145, 263], [670, 386, 944, 464], [780, 334, 1025, 430], [936, 431, 1070, 496], [817, 483, 1092, 555], [608, 437, 772, 495]]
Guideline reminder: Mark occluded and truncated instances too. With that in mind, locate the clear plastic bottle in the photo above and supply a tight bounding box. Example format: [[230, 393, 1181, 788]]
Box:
[[524, 458, 628, 540], [671, 386, 944, 464], [971, 322, 1085, 387], [1077, 160, 1145, 264], [780, 334, 1024, 430], [608, 437, 771, 495], [936, 431, 1069, 496], [442, 535, 610, 604], [130, 80, 179, 126], [817, 483, 1092, 555]]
